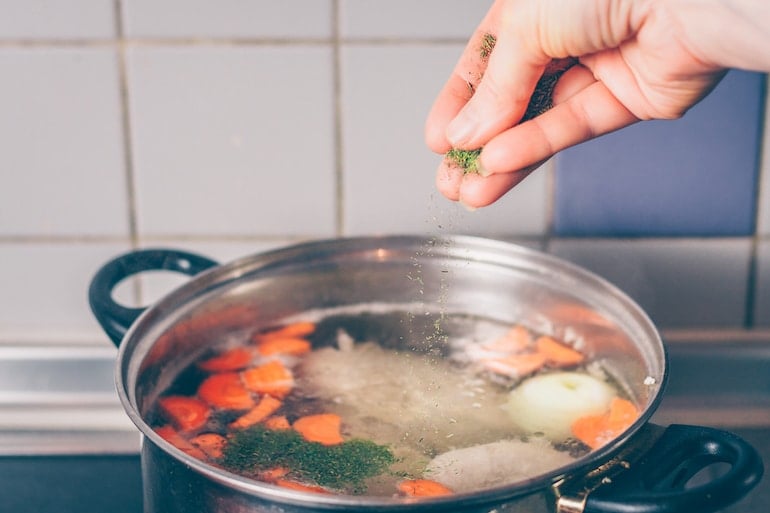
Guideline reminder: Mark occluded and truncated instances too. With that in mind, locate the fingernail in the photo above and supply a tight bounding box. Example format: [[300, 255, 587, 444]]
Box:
[[446, 109, 478, 147], [477, 159, 492, 177]]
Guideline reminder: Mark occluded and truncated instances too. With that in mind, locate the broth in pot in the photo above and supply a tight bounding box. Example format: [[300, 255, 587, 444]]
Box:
[[148, 306, 639, 499]]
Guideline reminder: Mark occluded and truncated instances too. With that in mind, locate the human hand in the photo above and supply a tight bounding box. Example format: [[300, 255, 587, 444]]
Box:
[[425, 0, 769, 208]]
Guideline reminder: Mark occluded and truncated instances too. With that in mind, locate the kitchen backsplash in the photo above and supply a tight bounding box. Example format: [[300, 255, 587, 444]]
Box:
[[0, 0, 768, 346]]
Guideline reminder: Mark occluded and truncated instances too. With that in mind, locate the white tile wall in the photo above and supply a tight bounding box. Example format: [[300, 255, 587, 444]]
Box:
[[340, 44, 549, 236], [126, 45, 336, 237], [0, 48, 128, 237], [339, 0, 490, 39], [340, 43, 456, 235], [0, 0, 114, 39], [550, 238, 752, 328], [122, 0, 332, 39], [0, 2, 766, 349], [0, 243, 131, 344]]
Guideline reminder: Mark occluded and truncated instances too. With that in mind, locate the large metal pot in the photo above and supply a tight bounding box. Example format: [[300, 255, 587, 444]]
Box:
[[88, 235, 763, 513]]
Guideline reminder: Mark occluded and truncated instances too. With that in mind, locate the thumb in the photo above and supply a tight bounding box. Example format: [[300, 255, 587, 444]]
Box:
[[446, 0, 642, 149], [445, 26, 548, 149]]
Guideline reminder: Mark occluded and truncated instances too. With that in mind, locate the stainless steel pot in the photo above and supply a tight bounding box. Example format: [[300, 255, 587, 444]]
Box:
[[88, 235, 763, 513]]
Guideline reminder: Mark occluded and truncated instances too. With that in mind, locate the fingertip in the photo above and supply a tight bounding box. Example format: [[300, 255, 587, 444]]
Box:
[[435, 159, 463, 202], [457, 170, 533, 208], [445, 106, 478, 148], [425, 120, 452, 154]]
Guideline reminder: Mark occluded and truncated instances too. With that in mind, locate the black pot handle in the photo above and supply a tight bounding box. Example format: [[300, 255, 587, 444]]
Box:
[[88, 249, 219, 348], [583, 424, 764, 513]]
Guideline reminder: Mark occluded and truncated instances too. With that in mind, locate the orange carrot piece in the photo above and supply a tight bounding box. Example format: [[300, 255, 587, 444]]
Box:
[[154, 425, 177, 440], [483, 351, 546, 378], [197, 372, 255, 410], [157, 395, 211, 432], [274, 479, 330, 494], [293, 413, 344, 446], [398, 479, 453, 497], [607, 397, 640, 430], [256, 322, 316, 341], [571, 397, 640, 449], [198, 347, 254, 372], [536, 336, 585, 366], [190, 433, 227, 459], [154, 425, 207, 459], [241, 360, 294, 398], [229, 395, 283, 429], [256, 337, 312, 357], [483, 325, 532, 353], [570, 413, 607, 449], [264, 415, 291, 430]]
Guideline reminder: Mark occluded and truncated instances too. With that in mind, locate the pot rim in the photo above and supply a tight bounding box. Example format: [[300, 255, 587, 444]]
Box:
[[110, 234, 668, 508]]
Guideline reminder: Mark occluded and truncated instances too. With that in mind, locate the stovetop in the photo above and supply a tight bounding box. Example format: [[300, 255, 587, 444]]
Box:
[[3, 453, 142, 513], [1, 336, 768, 513]]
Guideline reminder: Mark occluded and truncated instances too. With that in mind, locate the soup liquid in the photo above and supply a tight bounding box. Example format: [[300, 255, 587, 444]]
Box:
[[149, 309, 629, 497]]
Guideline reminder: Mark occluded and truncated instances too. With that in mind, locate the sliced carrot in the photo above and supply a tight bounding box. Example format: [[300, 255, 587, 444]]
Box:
[[190, 433, 227, 459], [157, 395, 211, 432], [256, 337, 312, 357], [274, 479, 330, 494], [241, 360, 294, 398], [398, 479, 453, 497], [198, 347, 254, 372], [571, 397, 640, 449], [154, 425, 207, 459], [293, 413, 344, 446], [229, 395, 283, 429], [197, 372, 255, 410], [264, 415, 291, 430], [606, 397, 640, 430], [571, 413, 607, 449], [482, 325, 532, 353], [256, 321, 316, 341], [154, 425, 177, 440], [535, 336, 585, 366], [483, 351, 546, 378]]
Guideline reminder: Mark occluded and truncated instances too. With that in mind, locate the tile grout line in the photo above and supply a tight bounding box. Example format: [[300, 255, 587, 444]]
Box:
[[0, 37, 466, 48], [113, 0, 139, 248], [113, 0, 142, 306], [3, 234, 768, 244], [332, 0, 345, 236], [0, 234, 335, 244]]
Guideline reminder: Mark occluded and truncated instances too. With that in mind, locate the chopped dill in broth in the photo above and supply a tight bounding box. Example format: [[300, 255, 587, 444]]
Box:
[[149, 309, 639, 498]]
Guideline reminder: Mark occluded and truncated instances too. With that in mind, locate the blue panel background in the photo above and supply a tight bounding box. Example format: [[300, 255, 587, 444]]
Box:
[[554, 71, 767, 237]]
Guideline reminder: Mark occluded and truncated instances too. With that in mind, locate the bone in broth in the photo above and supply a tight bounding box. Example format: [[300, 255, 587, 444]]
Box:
[[148, 308, 639, 498]]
